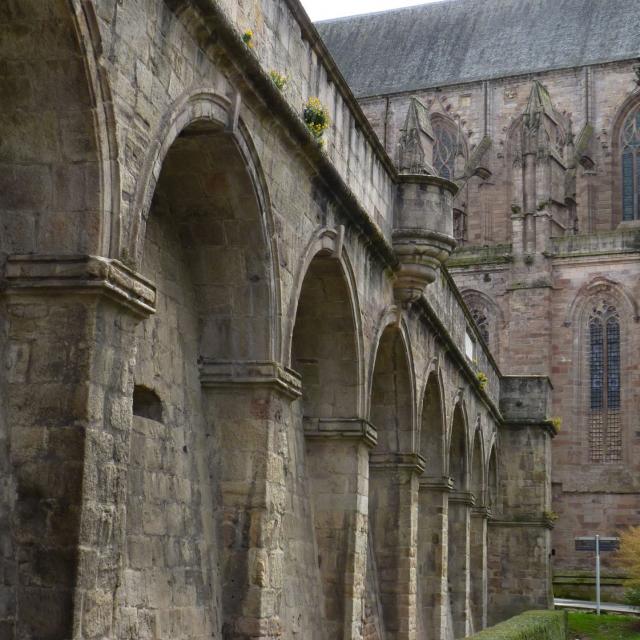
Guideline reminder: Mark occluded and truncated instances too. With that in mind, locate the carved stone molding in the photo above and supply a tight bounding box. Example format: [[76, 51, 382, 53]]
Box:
[[3, 254, 156, 318], [200, 359, 302, 399]]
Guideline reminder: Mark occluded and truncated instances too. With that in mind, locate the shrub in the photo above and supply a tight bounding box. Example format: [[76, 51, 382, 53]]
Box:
[[615, 525, 640, 605], [269, 70, 287, 91], [465, 610, 567, 640]]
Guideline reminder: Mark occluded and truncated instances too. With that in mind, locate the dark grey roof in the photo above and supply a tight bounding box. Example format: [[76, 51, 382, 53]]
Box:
[[316, 0, 640, 97]]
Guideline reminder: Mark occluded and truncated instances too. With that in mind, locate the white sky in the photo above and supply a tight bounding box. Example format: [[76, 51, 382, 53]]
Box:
[[302, 0, 442, 22]]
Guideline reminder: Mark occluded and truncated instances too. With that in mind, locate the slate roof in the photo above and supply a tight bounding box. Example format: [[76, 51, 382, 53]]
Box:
[[316, 0, 640, 97]]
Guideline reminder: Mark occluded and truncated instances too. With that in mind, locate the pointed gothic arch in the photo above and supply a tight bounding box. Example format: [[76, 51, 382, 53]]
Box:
[[611, 91, 640, 226], [567, 278, 638, 466]]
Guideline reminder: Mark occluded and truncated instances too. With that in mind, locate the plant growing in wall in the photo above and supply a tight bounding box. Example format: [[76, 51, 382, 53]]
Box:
[[269, 70, 288, 91], [476, 371, 488, 391], [303, 97, 330, 143], [242, 29, 253, 48], [547, 416, 562, 432], [615, 525, 640, 606]]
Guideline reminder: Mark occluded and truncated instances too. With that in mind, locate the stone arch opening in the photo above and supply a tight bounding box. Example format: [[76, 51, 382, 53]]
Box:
[[126, 117, 276, 636], [470, 427, 487, 632], [368, 325, 416, 637], [447, 402, 470, 639], [292, 255, 359, 418], [289, 252, 362, 637], [0, 3, 104, 261], [417, 371, 448, 640]]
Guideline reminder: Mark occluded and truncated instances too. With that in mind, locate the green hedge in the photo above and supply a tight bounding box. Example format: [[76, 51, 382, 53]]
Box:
[[465, 610, 567, 640]]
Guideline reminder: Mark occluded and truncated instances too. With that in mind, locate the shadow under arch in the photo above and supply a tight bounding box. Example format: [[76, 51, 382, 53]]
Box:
[[0, 0, 115, 259], [130, 90, 280, 362], [128, 88, 285, 636], [470, 422, 488, 632], [447, 398, 471, 638], [288, 239, 366, 637], [416, 365, 449, 640], [367, 313, 420, 637]]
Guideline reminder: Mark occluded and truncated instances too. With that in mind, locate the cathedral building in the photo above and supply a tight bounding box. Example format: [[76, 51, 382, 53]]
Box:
[[319, 0, 640, 601]]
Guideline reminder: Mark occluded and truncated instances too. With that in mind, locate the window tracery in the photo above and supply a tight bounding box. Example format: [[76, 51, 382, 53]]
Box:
[[432, 119, 459, 180], [621, 107, 640, 221], [588, 301, 621, 463], [469, 306, 489, 345]]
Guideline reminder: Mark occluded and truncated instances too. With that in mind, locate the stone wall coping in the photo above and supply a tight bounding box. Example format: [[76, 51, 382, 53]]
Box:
[[369, 451, 426, 473], [2, 254, 156, 318], [199, 359, 302, 399], [303, 417, 377, 447]]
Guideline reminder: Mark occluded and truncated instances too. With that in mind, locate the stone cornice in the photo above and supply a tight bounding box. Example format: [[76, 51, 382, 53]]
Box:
[[199, 359, 302, 399], [303, 417, 377, 447], [2, 254, 156, 318]]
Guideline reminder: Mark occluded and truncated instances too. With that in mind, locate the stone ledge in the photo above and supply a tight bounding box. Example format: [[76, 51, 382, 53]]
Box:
[[303, 417, 377, 447], [199, 359, 302, 399], [2, 254, 156, 318], [369, 451, 426, 473], [419, 475, 454, 492], [449, 490, 476, 507], [489, 517, 555, 530]]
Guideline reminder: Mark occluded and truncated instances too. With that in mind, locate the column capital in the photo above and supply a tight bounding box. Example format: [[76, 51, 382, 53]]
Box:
[[369, 451, 426, 474], [303, 417, 377, 447], [199, 359, 302, 399], [3, 253, 156, 318]]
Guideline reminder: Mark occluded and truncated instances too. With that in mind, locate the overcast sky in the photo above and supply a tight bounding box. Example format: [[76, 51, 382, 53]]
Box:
[[302, 0, 441, 22]]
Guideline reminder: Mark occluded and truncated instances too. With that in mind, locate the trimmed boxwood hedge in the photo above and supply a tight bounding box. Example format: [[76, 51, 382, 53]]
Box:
[[465, 610, 567, 640]]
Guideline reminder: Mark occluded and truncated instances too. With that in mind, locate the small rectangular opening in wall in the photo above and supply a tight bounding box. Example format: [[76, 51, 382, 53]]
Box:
[[465, 329, 476, 361]]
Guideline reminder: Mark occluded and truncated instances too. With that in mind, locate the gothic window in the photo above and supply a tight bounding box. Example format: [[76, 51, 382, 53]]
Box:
[[588, 302, 621, 463], [432, 119, 458, 180], [621, 107, 640, 221]]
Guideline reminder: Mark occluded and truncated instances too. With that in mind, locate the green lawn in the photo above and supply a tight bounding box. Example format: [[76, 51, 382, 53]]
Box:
[[568, 612, 640, 639]]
